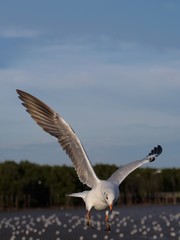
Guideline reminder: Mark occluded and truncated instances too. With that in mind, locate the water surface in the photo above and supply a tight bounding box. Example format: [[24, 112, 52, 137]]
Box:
[[0, 205, 179, 240]]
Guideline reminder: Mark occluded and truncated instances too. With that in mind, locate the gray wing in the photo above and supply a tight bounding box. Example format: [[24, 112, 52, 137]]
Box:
[[17, 89, 100, 188], [108, 145, 162, 185]]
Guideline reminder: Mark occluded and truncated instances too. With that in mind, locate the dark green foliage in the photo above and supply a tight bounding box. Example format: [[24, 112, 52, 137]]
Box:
[[94, 164, 118, 180], [0, 160, 179, 209]]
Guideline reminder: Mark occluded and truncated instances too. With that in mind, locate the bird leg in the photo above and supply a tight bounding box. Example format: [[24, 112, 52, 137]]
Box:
[[105, 210, 111, 232], [86, 211, 94, 228]]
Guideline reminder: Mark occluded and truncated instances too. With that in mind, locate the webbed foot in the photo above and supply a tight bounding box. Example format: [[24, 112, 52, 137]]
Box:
[[86, 210, 94, 229], [105, 223, 111, 232], [87, 221, 94, 229]]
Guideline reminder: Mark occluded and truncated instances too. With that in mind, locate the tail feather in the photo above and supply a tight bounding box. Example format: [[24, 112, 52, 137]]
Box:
[[66, 191, 89, 200]]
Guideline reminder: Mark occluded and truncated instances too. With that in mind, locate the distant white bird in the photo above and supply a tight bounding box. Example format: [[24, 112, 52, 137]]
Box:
[[17, 89, 162, 231]]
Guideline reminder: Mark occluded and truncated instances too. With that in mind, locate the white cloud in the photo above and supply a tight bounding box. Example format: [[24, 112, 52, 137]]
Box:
[[0, 41, 180, 161], [1, 41, 180, 100]]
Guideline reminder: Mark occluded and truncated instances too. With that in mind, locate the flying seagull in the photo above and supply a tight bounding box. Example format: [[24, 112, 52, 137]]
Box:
[[16, 89, 162, 231]]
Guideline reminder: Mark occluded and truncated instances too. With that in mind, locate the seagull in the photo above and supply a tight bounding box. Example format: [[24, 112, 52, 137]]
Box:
[[16, 89, 162, 231]]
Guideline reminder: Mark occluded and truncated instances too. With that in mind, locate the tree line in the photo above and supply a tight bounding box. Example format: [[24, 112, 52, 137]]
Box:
[[0, 160, 179, 210]]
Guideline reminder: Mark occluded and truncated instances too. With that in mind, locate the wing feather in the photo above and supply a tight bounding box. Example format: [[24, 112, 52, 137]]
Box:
[[108, 145, 162, 185], [17, 89, 100, 188]]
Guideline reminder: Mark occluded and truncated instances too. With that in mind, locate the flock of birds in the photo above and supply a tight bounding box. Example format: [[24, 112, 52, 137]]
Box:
[[16, 89, 162, 231], [0, 208, 179, 240]]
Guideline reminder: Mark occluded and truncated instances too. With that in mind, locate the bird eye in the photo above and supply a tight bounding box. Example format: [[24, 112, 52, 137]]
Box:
[[104, 192, 108, 200]]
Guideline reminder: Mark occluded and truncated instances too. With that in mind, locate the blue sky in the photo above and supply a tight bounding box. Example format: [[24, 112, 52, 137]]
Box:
[[0, 1, 180, 168]]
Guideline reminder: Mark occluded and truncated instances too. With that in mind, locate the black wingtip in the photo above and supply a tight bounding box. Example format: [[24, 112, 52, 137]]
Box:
[[148, 145, 162, 156], [157, 145, 163, 155], [147, 145, 163, 162]]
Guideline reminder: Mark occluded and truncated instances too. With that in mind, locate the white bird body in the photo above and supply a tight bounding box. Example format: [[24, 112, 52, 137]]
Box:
[[86, 187, 108, 211], [68, 180, 119, 211], [17, 89, 163, 231]]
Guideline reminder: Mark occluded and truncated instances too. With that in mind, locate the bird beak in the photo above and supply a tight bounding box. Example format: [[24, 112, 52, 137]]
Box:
[[109, 204, 113, 211]]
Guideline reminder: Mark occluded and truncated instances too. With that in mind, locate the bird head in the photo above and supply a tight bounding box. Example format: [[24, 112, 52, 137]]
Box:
[[103, 190, 115, 211]]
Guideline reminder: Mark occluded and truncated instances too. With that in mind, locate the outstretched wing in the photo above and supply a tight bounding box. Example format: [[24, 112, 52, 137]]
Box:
[[108, 145, 162, 185], [17, 89, 100, 188]]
